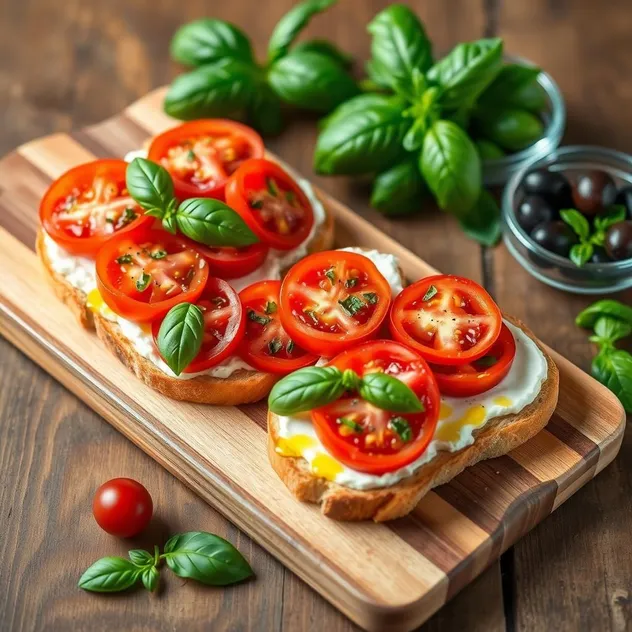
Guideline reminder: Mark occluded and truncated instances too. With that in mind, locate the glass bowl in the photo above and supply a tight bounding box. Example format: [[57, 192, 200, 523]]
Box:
[[481, 56, 566, 186], [502, 145, 632, 294]]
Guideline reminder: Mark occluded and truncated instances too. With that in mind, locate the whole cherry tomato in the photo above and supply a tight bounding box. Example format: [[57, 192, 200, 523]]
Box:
[[92, 478, 153, 537]]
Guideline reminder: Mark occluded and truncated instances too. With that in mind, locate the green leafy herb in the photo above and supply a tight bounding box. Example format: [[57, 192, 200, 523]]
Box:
[[116, 254, 132, 265], [286, 340, 295, 354], [128, 549, 155, 566], [458, 189, 502, 247], [141, 566, 159, 592], [475, 139, 506, 160], [560, 210, 590, 240], [136, 272, 151, 292], [341, 369, 361, 391], [78, 557, 143, 593], [248, 309, 271, 326], [122, 208, 138, 224], [389, 416, 413, 442], [590, 316, 632, 347], [265, 301, 277, 314], [126, 158, 176, 220], [594, 205, 627, 233], [363, 292, 378, 304], [569, 243, 594, 268], [251, 199, 264, 209], [345, 278, 358, 288], [359, 372, 424, 413], [149, 250, 167, 260], [473, 107, 544, 152], [592, 349, 632, 413], [576, 300, 632, 329], [338, 295, 366, 316], [325, 268, 336, 283], [268, 366, 346, 415], [475, 355, 498, 369], [371, 159, 426, 216], [266, 177, 278, 197], [477, 64, 542, 111], [157, 303, 204, 375], [422, 285, 437, 301], [285, 191, 296, 204], [268, 338, 283, 355], [186, 149, 196, 162], [339, 417, 363, 433], [293, 39, 353, 68], [304, 309, 319, 324]]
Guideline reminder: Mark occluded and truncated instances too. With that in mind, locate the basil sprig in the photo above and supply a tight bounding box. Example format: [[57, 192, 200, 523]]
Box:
[[576, 299, 632, 413], [157, 303, 204, 376], [268, 366, 424, 416], [79, 533, 252, 594], [165, 0, 356, 134], [126, 158, 258, 248]]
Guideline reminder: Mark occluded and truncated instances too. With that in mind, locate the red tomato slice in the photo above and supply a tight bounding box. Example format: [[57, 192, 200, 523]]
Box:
[[312, 340, 440, 475], [238, 280, 318, 374], [152, 276, 245, 373], [186, 238, 269, 280], [39, 159, 152, 256], [430, 323, 516, 397], [225, 158, 314, 250], [279, 251, 391, 357], [147, 120, 264, 200], [96, 228, 208, 322], [390, 275, 502, 366]]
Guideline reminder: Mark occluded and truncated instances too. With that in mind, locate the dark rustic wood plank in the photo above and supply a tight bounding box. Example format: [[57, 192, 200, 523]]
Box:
[[495, 1, 632, 630]]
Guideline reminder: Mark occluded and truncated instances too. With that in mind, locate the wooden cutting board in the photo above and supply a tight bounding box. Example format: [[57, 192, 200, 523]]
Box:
[[0, 87, 625, 632]]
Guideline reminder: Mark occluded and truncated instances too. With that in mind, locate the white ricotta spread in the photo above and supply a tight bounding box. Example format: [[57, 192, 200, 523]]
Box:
[[338, 247, 403, 296], [276, 320, 548, 490]]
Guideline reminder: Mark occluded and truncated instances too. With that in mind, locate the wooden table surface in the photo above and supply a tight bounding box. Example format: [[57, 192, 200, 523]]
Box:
[[1, 1, 631, 630]]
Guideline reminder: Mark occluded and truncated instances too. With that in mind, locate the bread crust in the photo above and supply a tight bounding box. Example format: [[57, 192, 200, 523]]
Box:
[[267, 316, 560, 522]]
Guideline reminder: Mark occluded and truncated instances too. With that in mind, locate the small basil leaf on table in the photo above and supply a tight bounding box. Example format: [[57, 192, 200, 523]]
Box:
[[164, 58, 260, 120], [162, 531, 254, 586], [473, 107, 544, 152], [427, 38, 503, 110], [592, 349, 632, 413], [590, 316, 632, 346], [293, 39, 353, 69], [267, 0, 336, 63], [175, 198, 259, 247], [141, 566, 160, 592], [314, 99, 411, 175], [367, 4, 433, 93], [358, 372, 424, 413], [126, 158, 175, 218], [569, 243, 593, 268], [477, 63, 541, 109], [576, 300, 632, 329], [248, 84, 284, 136], [458, 189, 501, 247], [371, 159, 426, 216], [128, 549, 155, 567], [78, 557, 141, 593], [268, 366, 345, 415], [157, 303, 204, 376], [268, 51, 359, 113], [421, 119, 481, 215], [170, 18, 254, 66]]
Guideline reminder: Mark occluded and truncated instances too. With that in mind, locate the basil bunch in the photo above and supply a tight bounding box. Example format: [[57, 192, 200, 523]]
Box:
[[165, 0, 358, 135], [314, 5, 547, 246], [268, 365, 424, 416], [79, 532, 253, 593], [126, 157, 258, 247], [576, 300, 632, 412]]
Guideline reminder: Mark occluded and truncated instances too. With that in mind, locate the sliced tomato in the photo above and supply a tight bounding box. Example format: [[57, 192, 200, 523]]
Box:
[[96, 228, 208, 322], [152, 276, 244, 373], [312, 340, 440, 475], [279, 251, 391, 357], [238, 280, 317, 374], [147, 120, 264, 200], [390, 275, 502, 366], [39, 159, 152, 256], [225, 158, 314, 250], [430, 323, 516, 397], [186, 238, 269, 279]]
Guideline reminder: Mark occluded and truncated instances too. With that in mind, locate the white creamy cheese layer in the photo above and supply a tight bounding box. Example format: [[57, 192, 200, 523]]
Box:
[[276, 320, 548, 490]]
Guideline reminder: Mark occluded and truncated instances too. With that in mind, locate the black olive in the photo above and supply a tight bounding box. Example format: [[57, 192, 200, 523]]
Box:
[[521, 168, 572, 208], [530, 221, 578, 257], [614, 186, 632, 219], [516, 195, 557, 232], [571, 170, 617, 216], [589, 247, 613, 264], [605, 221, 632, 260]]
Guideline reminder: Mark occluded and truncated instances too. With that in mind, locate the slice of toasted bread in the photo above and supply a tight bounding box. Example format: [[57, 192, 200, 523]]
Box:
[[267, 316, 560, 522]]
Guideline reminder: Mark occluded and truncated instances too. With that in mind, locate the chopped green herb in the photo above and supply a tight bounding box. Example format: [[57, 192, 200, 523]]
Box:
[[363, 292, 378, 304], [389, 416, 412, 442], [422, 285, 438, 301], [136, 272, 151, 292], [286, 340, 295, 354], [339, 295, 366, 316], [285, 190, 296, 205], [338, 417, 363, 433], [268, 338, 283, 355], [304, 309, 319, 324], [475, 355, 498, 369], [116, 254, 133, 265], [186, 149, 196, 161], [265, 301, 277, 314], [251, 199, 264, 209], [105, 217, 115, 224], [325, 268, 336, 284], [149, 249, 167, 260], [247, 309, 271, 326], [122, 208, 138, 224], [266, 177, 278, 197], [345, 278, 358, 288]]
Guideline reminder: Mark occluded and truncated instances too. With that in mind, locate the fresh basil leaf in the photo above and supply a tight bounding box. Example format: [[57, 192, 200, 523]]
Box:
[[341, 368, 361, 391], [314, 99, 410, 175], [422, 285, 437, 301], [293, 39, 353, 68], [339, 417, 363, 433], [402, 85, 441, 149], [78, 557, 141, 593], [594, 205, 627, 232], [591, 316, 632, 345], [268, 366, 344, 415], [141, 566, 159, 592], [319, 93, 397, 130], [569, 243, 593, 268], [164, 58, 260, 120], [247, 83, 283, 136], [359, 372, 424, 413], [170, 18, 254, 66], [248, 309, 271, 326], [268, 50, 359, 113], [421, 119, 481, 216], [163, 532, 253, 586], [126, 158, 175, 218], [475, 139, 506, 160], [458, 190, 501, 247], [365, 58, 393, 91], [402, 118, 427, 152], [175, 198, 259, 247], [576, 300, 632, 329], [473, 107, 544, 152], [367, 4, 433, 94], [592, 349, 632, 413], [428, 38, 503, 109], [267, 0, 336, 63], [338, 295, 366, 316], [560, 209, 590, 241], [157, 303, 204, 376], [477, 64, 541, 109], [162, 213, 177, 235], [128, 549, 155, 567], [371, 159, 426, 216]]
